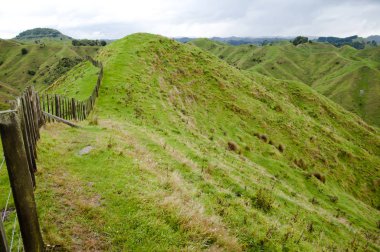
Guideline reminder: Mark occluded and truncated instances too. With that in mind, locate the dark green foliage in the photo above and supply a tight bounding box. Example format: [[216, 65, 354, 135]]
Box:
[[292, 36, 308, 46], [260, 134, 268, 142], [27, 70, 36, 76], [43, 57, 82, 84], [72, 39, 107, 47], [277, 144, 285, 153], [329, 195, 339, 203], [21, 48, 28, 55], [15, 28, 71, 40], [317, 35, 366, 49]]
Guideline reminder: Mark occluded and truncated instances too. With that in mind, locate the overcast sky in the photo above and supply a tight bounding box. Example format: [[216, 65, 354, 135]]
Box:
[[0, 0, 379, 39]]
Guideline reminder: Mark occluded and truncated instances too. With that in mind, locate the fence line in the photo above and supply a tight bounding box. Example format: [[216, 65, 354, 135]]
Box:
[[0, 56, 103, 251], [41, 56, 103, 122]]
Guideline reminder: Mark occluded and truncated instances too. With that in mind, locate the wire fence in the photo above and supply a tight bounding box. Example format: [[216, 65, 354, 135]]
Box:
[[0, 56, 103, 251], [1, 156, 24, 252]]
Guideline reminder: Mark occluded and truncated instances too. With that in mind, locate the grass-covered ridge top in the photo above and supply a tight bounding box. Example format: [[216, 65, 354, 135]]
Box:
[[33, 33, 380, 250]]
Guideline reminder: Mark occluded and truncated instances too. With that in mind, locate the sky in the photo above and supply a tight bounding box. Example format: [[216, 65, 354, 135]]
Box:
[[0, 0, 379, 39]]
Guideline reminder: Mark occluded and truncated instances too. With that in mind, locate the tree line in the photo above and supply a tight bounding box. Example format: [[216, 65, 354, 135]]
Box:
[[72, 39, 107, 46]]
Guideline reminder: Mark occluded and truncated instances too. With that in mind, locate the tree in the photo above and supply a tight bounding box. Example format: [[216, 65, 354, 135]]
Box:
[[292, 36, 308, 46], [21, 48, 28, 55], [100, 40, 107, 46], [72, 40, 80, 46]]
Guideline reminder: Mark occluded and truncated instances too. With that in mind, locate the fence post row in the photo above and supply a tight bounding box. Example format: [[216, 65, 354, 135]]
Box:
[[0, 99, 44, 252], [0, 56, 103, 251]]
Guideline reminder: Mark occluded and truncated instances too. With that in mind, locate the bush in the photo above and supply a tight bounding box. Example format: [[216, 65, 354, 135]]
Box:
[[277, 144, 285, 153], [311, 172, 326, 183], [72, 39, 107, 46], [329, 195, 338, 203], [292, 36, 308, 46], [227, 141, 239, 152], [260, 134, 268, 143], [21, 48, 28, 55], [27, 70, 36, 76], [254, 188, 274, 212]]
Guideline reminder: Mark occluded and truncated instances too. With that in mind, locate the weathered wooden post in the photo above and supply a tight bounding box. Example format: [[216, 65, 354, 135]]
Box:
[[55, 95, 59, 117], [72, 98, 77, 121], [0, 101, 44, 252]]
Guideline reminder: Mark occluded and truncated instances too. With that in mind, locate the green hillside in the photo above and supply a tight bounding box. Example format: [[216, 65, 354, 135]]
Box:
[[190, 39, 380, 126], [27, 33, 380, 250], [0, 38, 99, 109]]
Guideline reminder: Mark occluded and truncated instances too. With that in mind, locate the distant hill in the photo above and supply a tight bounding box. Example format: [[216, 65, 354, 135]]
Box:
[[15, 28, 72, 40], [316, 35, 368, 49], [190, 38, 380, 126], [175, 36, 294, 45], [367, 35, 380, 43]]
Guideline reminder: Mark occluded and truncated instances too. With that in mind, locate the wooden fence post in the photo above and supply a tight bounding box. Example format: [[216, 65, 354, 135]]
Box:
[[0, 101, 44, 252], [72, 98, 77, 121]]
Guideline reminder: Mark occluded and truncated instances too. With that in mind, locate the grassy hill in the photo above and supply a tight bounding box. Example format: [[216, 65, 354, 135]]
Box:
[[0, 38, 99, 109], [24, 33, 380, 250], [190, 39, 380, 127], [15, 28, 72, 40]]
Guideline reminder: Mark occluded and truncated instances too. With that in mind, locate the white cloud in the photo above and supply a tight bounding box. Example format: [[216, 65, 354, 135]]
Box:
[[0, 0, 379, 39]]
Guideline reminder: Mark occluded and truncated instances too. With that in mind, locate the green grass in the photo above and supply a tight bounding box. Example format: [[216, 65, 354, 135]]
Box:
[[26, 33, 380, 251], [190, 39, 380, 127]]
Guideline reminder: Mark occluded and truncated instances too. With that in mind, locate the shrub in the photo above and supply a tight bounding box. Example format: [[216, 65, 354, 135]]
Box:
[[292, 36, 309, 46], [329, 195, 338, 203], [27, 70, 36, 76], [307, 222, 314, 233], [310, 197, 319, 205], [268, 140, 274, 145], [254, 188, 274, 212], [0, 60, 3, 66], [311, 173, 326, 183], [21, 48, 28, 55], [227, 141, 239, 152], [277, 144, 285, 153], [260, 134, 268, 143]]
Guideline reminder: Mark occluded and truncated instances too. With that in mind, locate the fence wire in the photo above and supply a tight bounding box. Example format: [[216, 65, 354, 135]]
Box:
[[1, 155, 24, 251], [0, 156, 5, 173]]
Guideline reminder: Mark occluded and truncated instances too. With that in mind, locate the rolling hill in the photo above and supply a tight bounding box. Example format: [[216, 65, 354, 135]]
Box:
[[0, 37, 99, 109], [23, 33, 380, 250], [189, 39, 380, 127]]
